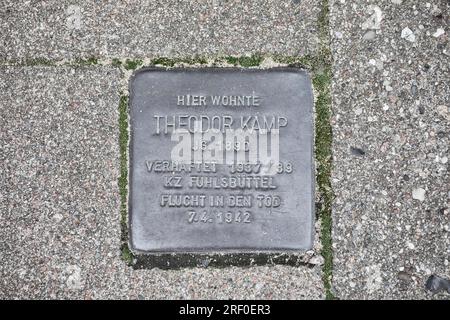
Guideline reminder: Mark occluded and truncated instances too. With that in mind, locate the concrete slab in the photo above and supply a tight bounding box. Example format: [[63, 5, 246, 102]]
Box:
[[330, 0, 449, 299], [0, 0, 321, 61]]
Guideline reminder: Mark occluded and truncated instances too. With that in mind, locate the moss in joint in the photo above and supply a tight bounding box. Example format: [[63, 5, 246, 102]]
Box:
[[225, 55, 263, 67], [112, 58, 122, 67], [314, 68, 334, 300], [151, 57, 177, 67], [74, 57, 99, 66], [124, 59, 143, 70], [316, 0, 335, 300], [274, 54, 320, 71], [121, 243, 134, 265], [151, 56, 208, 67], [22, 57, 55, 66], [118, 95, 128, 227], [118, 95, 134, 265]]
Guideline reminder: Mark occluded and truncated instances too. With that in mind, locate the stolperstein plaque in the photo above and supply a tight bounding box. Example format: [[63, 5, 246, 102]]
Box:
[[129, 68, 314, 254]]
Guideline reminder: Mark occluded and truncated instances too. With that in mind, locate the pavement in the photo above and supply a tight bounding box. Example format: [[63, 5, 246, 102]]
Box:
[[1, 0, 320, 61], [331, 0, 449, 299], [0, 0, 449, 299]]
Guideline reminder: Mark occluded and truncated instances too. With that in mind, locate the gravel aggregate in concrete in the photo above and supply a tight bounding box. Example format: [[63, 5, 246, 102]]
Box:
[[330, 0, 449, 299], [0, 0, 321, 61]]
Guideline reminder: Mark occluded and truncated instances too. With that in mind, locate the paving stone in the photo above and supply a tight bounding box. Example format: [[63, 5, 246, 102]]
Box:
[[0, 0, 321, 61], [0, 66, 324, 299], [330, 0, 449, 299]]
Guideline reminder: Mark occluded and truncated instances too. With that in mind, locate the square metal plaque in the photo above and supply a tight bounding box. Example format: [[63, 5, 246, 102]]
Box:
[[129, 68, 314, 255]]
